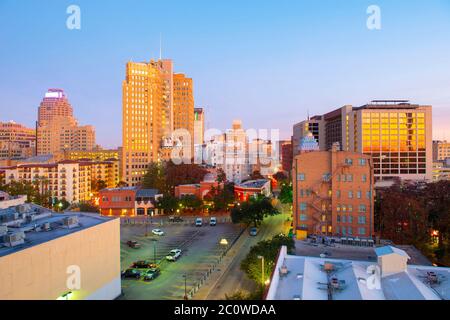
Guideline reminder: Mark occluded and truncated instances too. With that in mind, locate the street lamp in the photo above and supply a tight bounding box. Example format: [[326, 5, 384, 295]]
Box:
[[258, 255, 265, 289], [182, 274, 188, 300], [151, 239, 158, 264]]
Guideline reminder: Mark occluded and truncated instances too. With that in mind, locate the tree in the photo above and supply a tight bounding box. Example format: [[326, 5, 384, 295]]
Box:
[[142, 162, 168, 194], [91, 179, 107, 193], [77, 202, 100, 213], [425, 181, 450, 250], [216, 168, 227, 184], [231, 196, 279, 227], [165, 161, 208, 192], [278, 183, 293, 204], [179, 194, 202, 211], [212, 183, 235, 212], [240, 234, 295, 286], [156, 194, 179, 214], [116, 181, 128, 188], [273, 171, 288, 182]]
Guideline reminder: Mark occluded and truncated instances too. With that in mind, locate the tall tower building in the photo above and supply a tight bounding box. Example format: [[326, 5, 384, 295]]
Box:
[[36, 89, 95, 155], [194, 108, 205, 145], [122, 59, 195, 186], [38, 89, 76, 127], [173, 73, 195, 154], [122, 60, 164, 186]]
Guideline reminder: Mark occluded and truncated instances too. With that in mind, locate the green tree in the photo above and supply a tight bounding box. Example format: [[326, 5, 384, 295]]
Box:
[[180, 194, 202, 211], [142, 162, 168, 194], [212, 183, 235, 211], [216, 168, 227, 184], [240, 234, 295, 286], [231, 196, 279, 227], [77, 202, 100, 213], [92, 179, 107, 193], [278, 183, 293, 204], [156, 194, 179, 214]]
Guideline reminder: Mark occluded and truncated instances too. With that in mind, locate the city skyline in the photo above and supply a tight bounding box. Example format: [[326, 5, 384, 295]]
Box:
[[1, 0, 450, 148]]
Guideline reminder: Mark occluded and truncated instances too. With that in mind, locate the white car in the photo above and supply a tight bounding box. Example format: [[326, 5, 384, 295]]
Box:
[[152, 229, 165, 236], [195, 218, 203, 227], [210, 217, 217, 226], [166, 249, 182, 261]]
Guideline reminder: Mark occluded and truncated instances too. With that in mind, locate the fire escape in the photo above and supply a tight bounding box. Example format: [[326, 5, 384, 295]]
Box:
[[308, 161, 351, 236]]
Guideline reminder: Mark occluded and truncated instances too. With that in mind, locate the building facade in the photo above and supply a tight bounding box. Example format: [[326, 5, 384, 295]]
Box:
[[293, 101, 432, 182], [433, 140, 450, 161], [293, 144, 374, 239], [99, 187, 161, 216], [2, 159, 119, 203], [0, 209, 121, 300], [0, 121, 36, 160]]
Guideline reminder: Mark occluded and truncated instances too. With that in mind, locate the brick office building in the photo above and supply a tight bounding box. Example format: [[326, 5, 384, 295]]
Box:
[[293, 143, 374, 240]]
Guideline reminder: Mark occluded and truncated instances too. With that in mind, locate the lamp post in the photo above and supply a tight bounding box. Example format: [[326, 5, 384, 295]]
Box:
[[151, 239, 157, 264], [258, 255, 265, 289], [183, 274, 188, 300]]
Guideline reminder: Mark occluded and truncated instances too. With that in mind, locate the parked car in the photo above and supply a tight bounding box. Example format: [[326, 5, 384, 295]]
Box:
[[142, 268, 161, 281], [169, 216, 184, 223], [132, 260, 158, 269], [127, 240, 141, 249], [249, 227, 258, 236], [121, 269, 141, 279], [195, 218, 203, 227], [166, 249, 182, 261], [152, 229, 165, 236], [209, 217, 217, 226]]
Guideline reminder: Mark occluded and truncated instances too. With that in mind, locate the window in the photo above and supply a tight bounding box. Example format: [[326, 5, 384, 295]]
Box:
[[348, 216, 353, 223], [298, 173, 305, 181], [362, 174, 367, 182], [342, 226, 347, 235], [337, 205, 341, 212], [348, 191, 353, 199], [358, 227, 366, 235], [358, 216, 366, 224], [366, 191, 371, 199], [300, 203, 307, 211], [342, 215, 346, 223], [359, 204, 366, 213], [348, 205, 353, 212], [359, 158, 367, 166], [347, 174, 353, 182], [345, 158, 353, 165], [300, 214, 308, 221], [348, 227, 353, 235], [357, 191, 362, 199], [336, 190, 341, 198], [337, 215, 341, 222]]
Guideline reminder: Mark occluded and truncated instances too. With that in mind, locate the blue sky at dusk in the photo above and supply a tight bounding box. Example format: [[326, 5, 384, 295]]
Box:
[[0, 0, 449, 148]]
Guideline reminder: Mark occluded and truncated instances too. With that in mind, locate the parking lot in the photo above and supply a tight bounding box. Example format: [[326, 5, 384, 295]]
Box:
[[119, 218, 244, 300]]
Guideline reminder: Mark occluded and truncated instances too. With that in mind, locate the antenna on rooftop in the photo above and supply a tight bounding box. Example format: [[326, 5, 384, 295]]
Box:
[[159, 33, 162, 60]]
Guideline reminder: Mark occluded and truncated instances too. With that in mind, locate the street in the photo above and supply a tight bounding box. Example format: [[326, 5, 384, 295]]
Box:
[[203, 212, 292, 300]]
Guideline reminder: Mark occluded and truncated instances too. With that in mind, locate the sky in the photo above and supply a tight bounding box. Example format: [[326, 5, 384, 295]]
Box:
[[0, 0, 449, 149]]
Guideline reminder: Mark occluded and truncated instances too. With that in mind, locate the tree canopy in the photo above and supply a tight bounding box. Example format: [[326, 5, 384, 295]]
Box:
[[231, 195, 279, 227]]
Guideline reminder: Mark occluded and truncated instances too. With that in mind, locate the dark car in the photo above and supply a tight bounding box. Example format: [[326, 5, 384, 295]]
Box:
[[132, 261, 158, 269], [121, 269, 141, 279], [169, 216, 184, 223], [127, 240, 141, 249], [143, 268, 161, 281]]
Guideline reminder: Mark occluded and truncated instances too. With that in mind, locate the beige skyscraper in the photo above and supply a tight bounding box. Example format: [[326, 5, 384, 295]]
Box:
[[36, 89, 95, 155], [122, 59, 195, 186]]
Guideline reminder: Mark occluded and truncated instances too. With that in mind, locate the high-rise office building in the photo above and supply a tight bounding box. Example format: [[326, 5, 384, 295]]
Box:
[[433, 140, 450, 161], [0, 121, 36, 159], [194, 108, 205, 146], [121, 59, 194, 186], [293, 101, 433, 182], [173, 73, 194, 155], [36, 89, 96, 155]]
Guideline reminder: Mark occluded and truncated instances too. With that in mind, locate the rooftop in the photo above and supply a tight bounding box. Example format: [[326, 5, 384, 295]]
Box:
[[236, 179, 270, 189], [0, 206, 115, 257], [267, 246, 450, 300]]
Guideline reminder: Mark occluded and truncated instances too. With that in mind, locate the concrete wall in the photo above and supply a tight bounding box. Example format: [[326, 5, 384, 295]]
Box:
[[378, 254, 408, 277], [266, 246, 287, 300], [0, 218, 121, 300]]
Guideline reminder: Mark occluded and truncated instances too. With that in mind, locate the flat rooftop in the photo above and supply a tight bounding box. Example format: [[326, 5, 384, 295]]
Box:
[[268, 250, 450, 300], [0, 212, 116, 258], [236, 179, 269, 189]]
